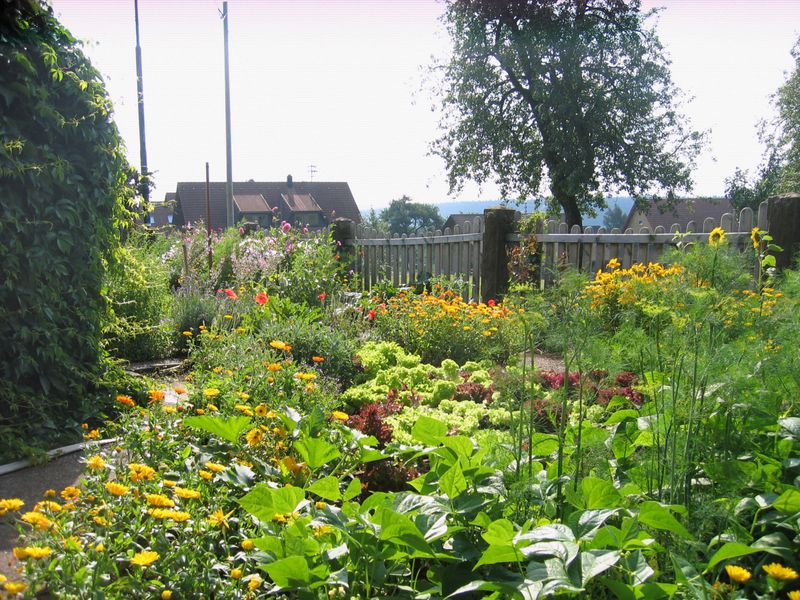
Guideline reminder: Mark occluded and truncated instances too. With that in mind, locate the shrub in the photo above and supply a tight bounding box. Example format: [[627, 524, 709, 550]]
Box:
[[0, 1, 137, 459]]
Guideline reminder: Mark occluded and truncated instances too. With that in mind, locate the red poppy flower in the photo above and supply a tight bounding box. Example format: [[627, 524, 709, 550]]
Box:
[[318, 292, 327, 302], [223, 288, 238, 300], [368, 309, 377, 321], [487, 299, 496, 307], [254, 292, 268, 305]]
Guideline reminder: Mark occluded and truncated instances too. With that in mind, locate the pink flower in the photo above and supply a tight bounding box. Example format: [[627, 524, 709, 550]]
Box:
[[281, 221, 291, 233], [254, 292, 268, 305], [318, 292, 327, 302]]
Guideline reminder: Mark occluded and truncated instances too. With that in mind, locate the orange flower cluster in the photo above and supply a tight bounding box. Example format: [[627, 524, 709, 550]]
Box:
[[585, 260, 685, 310]]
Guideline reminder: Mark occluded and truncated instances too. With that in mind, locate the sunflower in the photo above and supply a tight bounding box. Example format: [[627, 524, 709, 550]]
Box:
[[708, 227, 727, 247]]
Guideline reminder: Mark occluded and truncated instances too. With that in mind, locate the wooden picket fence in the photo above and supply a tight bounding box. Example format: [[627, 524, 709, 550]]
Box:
[[344, 201, 769, 300], [515, 201, 769, 287], [353, 216, 484, 300]]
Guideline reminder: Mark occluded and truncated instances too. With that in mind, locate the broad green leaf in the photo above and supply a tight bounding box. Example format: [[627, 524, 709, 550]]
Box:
[[605, 410, 639, 425], [579, 550, 621, 585], [263, 555, 311, 588], [779, 417, 800, 436], [439, 462, 468, 498], [529, 433, 559, 456], [474, 544, 524, 568], [375, 508, 431, 555], [412, 415, 448, 445], [238, 484, 304, 522], [294, 435, 340, 470], [482, 519, 517, 546], [772, 488, 800, 513], [638, 502, 692, 540], [442, 435, 474, 461], [705, 542, 765, 572], [581, 477, 622, 509], [307, 476, 341, 501], [183, 415, 252, 444], [343, 478, 362, 502]]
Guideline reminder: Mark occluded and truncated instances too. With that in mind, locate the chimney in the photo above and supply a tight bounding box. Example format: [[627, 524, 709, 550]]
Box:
[[286, 174, 293, 188]]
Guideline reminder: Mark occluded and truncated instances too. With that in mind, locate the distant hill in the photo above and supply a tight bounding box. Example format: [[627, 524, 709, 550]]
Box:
[[431, 197, 636, 227]]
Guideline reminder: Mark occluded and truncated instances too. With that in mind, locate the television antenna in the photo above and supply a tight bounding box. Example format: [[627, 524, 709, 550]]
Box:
[[308, 164, 317, 181]]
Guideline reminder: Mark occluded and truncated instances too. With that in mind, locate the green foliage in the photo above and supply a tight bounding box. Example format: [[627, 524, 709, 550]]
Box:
[[103, 236, 175, 362], [0, 1, 137, 458], [378, 195, 444, 235], [431, 0, 703, 228]]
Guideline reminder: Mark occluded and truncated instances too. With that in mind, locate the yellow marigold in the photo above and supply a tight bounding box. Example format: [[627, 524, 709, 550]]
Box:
[[116, 394, 135, 407], [231, 568, 243, 579], [105, 482, 129, 497], [254, 404, 268, 417], [148, 389, 165, 403], [87, 455, 106, 470], [245, 428, 263, 447], [247, 575, 263, 591], [182, 330, 193, 337], [235, 404, 254, 417], [174, 487, 201, 500], [199, 470, 214, 481], [0, 498, 25, 512], [789, 591, 800, 600], [34, 501, 62, 513], [204, 461, 226, 473], [270, 340, 289, 352], [130, 550, 159, 567], [3, 582, 27, 594], [241, 539, 255, 551], [315, 501, 327, 509], [84, 429, 101, 440], [607, 257, 621, 270], [12, 547, 27, 559], [294, 371, 317, 381], [725, 565, 752, 584], [128, 463, 156, 482], [161, 591, 173, 599], [204, 388, 220, 398], [44, 489, 56, 498], [21, 511, 53, 530], [19, 546, 52, 559], [195, 408, 206, 415], [236, 391, 250, 400], [60, 486, 81, 501], [207, 403, 219, 412], [266, 362, 282, 372], [149, 509, 191, 522], [95, 543, 105, 552], [207, 508, 234, 528], [173, 386, 187, 395], [146, 494, 175, 508], [162, 479, 177, 488], [93, 516, 109, 527], [163, 405, 177, 414], [305, 382, 316, 393], [763, 563, 799, 581], [313, 524, 333, 537], [312, 356, 325, 363], [331, 411, 349, 421], [708, 227, 726, 247]]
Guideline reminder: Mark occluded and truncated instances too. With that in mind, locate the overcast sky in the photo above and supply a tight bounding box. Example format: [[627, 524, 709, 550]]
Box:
[[50, 0, 800, 211]]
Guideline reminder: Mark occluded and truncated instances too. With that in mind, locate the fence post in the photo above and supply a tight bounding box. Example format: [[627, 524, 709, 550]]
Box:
[[481, 207, 516, 302], [767, 193, 800, 270], [331, 218, 357, 276]]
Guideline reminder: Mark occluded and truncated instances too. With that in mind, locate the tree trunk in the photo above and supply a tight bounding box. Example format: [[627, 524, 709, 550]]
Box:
[[558, 194, 583, 231]]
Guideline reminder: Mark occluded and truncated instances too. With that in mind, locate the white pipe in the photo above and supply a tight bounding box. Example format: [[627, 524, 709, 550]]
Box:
[[0, 438, 118, 477]]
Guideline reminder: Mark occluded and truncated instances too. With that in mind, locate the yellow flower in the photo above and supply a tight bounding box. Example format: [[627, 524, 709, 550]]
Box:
[[149, 508, 191, 522], [315, 501, 327, 509], [207, 508, 234, 529], [128, 463, 156, 482], [195, 408, 206, 415], [607, 257, 621, 270], [162, 591, 173, 599], [199, 470, 213, 481], [84, 429, 101, 440], [235, 404, 254, 417], [20, 546, 52, 559], [247, 575, 263, 591], [130, 550, 159, 567], [763, 563, 799, 581], [163, 405, 177, 414], [241, 539, 255, 551], [204, 388, 220, 398], [204, 461, 226, 473], [87, 455, 106, 470], [95, 543, 105, 552], [231, 568, 243, 579], [270, 340, 289, 352], [789, 591, 800, 600], [93, 516, 109, 526], [751, 227, 760, 248], [236, 391, 251, 400], [146, 494, 175, 508], [148, 389, 165, 403], [60, 486, 81, 501], [162, 479, 177, 488], [331, 411, 349, 421], [245, 428, 264, 447], [725, 565, 752, 583], [21, 511, 53, 530], [34, 500, 62, 513], [3, 582, 27, 594], [213, 366, 223, 373], [182, 330, 193, 337], [267, 362, 282, 372], [174, 487, 202, 500], [255, 404, 268, 417], [708, 227, 726, 247], [207, 403, 219, 412], [0, 498, 25, 512], [313, 524, 333, 537], [105, 482, 129, 497]]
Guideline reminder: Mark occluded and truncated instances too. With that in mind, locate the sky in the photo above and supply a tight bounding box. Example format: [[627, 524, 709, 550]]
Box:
[[49, 0, 800, 212]]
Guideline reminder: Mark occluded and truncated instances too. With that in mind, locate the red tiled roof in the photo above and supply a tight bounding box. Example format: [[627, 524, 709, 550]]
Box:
[[174, 181, 360, 229]]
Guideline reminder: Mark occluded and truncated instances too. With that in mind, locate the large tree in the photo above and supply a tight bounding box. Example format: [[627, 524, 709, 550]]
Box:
[[380, 195, 445, 235], [431, 0, 704, 229]]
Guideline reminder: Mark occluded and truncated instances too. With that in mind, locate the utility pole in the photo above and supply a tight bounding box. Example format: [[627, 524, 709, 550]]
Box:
[[134, 0, 149, 203], [222, 2, 234, 228]]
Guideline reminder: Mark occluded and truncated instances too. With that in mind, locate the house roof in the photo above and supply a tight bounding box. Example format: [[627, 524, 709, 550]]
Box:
[[234, 194, 271, 213], [174, 180, 360, 228], [281, 192, 322, 213], [443, 213, 482, 230], [624, 198, 734, 231], [146, 201, 174, 227]]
